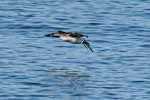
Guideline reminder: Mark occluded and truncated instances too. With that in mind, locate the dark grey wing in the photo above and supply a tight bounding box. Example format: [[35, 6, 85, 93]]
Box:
[[70, 32, 88, 38], [82, 41, 94, 52]]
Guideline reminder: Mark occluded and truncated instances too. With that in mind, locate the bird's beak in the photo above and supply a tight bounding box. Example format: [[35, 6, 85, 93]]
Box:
[[44, 33, 55, 37]]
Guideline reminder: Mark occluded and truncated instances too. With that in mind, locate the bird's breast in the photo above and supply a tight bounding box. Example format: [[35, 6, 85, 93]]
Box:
[[60, 36, 82, 44]]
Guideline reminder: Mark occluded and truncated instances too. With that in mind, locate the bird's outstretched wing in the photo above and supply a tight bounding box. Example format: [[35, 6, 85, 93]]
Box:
[[70, 32, 88, 38], [82, 41, 94, 52]]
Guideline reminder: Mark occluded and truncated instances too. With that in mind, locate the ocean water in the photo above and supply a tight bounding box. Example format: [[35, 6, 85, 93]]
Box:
[[0, 0, 150, 100]]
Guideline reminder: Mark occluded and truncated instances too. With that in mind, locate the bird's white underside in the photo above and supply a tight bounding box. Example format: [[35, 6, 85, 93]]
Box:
[[60, 36, 83, 44]]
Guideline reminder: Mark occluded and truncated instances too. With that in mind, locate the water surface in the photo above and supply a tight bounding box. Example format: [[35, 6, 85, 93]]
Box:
[[0, 0, 150, 100]]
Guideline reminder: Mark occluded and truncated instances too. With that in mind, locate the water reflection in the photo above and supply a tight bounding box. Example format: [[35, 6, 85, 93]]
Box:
[[45, 65, 91, 99]]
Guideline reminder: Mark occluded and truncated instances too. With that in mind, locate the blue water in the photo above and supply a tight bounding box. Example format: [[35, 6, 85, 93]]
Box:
[[0, 0, 150, 100]]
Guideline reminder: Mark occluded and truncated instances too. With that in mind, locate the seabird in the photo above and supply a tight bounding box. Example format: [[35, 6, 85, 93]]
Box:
[[45, 31, 93, 52]]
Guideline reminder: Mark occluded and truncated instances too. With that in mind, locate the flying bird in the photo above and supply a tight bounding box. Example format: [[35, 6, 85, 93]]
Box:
[[45, 31, 93, 52]]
